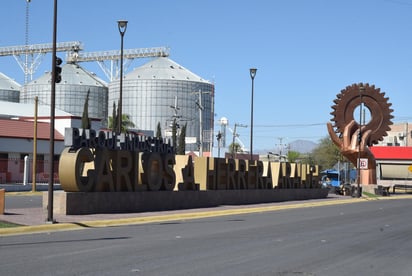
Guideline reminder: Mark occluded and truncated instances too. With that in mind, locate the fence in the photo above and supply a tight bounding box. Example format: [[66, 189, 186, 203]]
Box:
[[0, 158, 59, 184]]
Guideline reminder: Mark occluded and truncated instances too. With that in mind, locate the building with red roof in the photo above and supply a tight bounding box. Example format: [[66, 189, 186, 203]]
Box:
[[0, 101, 103, 183], [0, 118, 64, 183], [370, 145, 412, 186], [368, 122, 412, 186]]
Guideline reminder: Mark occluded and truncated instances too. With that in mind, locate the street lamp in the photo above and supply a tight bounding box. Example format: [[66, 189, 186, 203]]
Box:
[[117, 20, 128, 133], [357, 85, 365, 198], [47, 0, 58, 223], [249, 68, 257, 161]]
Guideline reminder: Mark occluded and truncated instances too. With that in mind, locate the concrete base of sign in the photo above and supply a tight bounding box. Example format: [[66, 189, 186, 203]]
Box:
[[360, 184, 374, 194], [43, 189, 329, 215]]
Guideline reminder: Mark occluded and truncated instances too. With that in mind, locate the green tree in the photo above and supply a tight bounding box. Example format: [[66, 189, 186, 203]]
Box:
[[116, 102, 120, 131], [177, 123, 187, 155], [110, 101, 117, 132], [81, 89, 91, 129], [108, 113, 135, 133], [156, 122, 162, 138], [311, 136, 342, 170], [120, 114, 136, 132], [287, 150, 301, 163], [229, 142, 242, 155]]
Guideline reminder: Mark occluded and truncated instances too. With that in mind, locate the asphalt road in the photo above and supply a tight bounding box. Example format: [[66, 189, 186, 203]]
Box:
[[1, 198, 412, 276]]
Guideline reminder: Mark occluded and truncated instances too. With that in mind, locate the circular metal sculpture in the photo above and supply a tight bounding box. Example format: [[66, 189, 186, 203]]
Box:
[[330, 83, 394, 145]]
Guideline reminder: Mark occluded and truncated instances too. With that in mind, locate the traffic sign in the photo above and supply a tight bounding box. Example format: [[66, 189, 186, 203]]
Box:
[[359, 158, 368, 170]]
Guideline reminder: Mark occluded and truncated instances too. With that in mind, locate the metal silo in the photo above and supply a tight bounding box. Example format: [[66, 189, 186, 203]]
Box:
[[0, 72, 20, 102], [20, 63, 108, 121], [108, 57, 214, 154]]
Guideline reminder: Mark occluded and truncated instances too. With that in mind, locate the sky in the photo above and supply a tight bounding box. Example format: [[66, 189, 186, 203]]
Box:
[[1, 0, 412, 153]]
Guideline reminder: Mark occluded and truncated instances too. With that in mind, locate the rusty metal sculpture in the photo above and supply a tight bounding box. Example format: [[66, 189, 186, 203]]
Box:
[[327, 83, 393, 184]]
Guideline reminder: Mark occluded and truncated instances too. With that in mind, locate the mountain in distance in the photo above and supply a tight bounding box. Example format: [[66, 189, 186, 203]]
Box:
[[288, 140, 318, 153]]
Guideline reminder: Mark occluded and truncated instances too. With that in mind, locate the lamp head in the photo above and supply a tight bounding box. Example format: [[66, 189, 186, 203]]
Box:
[[117, 20, 128, 35], [250, 68, 257, 79]]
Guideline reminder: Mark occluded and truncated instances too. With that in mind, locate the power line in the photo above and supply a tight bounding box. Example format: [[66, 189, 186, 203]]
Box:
[[255, 123, 327, 128]]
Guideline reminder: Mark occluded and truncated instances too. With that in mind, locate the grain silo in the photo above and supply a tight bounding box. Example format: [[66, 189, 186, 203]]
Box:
[[20, 63, 108, 121], [0, 72, 20, 102], [108, 57, 214, 154]]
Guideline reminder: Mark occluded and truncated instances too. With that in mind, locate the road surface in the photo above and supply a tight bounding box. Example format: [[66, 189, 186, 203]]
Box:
[[1, 198, 411, 275]]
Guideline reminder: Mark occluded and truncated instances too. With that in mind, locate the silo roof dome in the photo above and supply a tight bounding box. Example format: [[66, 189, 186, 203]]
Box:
[[28, 63, 107, 86], [126, 57, 211, 83], [0, 72, 20, 90]]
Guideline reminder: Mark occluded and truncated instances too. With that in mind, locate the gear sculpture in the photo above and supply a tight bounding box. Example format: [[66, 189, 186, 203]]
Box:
[[327, 83, 393, 185]]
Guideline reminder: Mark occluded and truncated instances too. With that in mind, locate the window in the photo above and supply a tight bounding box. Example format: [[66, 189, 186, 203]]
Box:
[[0, 153, 8, 172]]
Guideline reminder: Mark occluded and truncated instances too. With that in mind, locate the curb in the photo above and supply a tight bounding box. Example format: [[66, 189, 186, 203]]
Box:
[[2, 194, 411, 237], [0, 197, 363, 236]]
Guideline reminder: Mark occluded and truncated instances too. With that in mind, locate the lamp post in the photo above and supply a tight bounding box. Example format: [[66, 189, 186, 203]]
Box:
[[357, 86, 365, 198], [47, 0, 58, 223], [249, 68, 257, 161], [117, 20, 128, 134]]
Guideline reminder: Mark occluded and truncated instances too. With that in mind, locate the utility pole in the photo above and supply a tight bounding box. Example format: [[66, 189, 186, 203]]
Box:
[[32, 96, 38, 192], [216, 131, 222, 158], [276, 137, 288, 161], [193, 90, 211, 157], [232, 124, 238, 159], [231, 123, 247, 158], [195, 90, 204, 156]]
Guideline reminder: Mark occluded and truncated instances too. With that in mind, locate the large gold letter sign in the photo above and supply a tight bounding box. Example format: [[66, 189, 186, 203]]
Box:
[[59, 128, 321, 192], [327, 83, 393, 184]]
